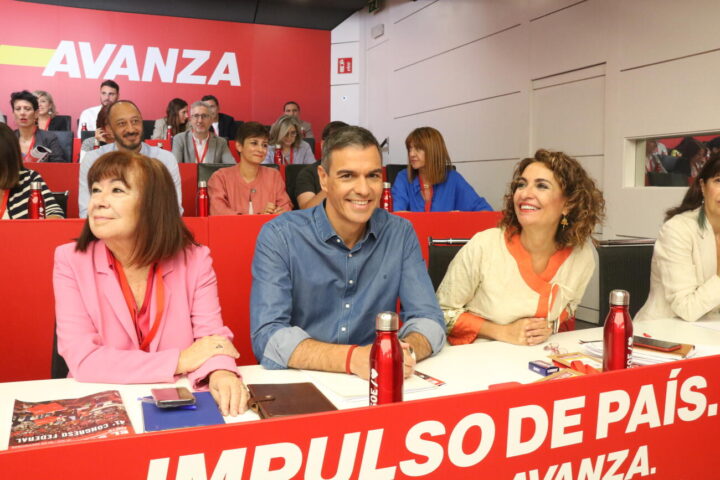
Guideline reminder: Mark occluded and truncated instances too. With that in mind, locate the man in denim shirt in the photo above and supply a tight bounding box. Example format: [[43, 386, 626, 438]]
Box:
[[250, 126, 445, 379]]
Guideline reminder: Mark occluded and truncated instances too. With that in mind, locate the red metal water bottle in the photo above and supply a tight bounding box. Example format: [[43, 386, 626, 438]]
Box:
[[166, 125, 173, 147], [273, 145, 284, 165], [81, 122, 87, 132], [197, 181, 209, 217], [28, 181, 45, 219], [603, 290, 633, 371], [369, 312, 403, 405], [380, 182, 393, 212]]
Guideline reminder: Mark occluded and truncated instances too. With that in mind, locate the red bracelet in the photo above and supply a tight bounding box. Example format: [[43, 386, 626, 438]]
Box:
[[345, 345, 359, 375]]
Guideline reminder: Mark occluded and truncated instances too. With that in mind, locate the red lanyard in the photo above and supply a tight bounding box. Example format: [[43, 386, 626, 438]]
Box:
[[192, 137, 209, 164], [418, 176, 433, 212], [0, 190, 9, 219], [23, 134, 37, 162], [281, 148, 294, 165], [115, 261, 164, 351]]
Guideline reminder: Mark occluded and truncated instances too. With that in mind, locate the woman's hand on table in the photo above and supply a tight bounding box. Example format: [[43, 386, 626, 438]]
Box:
[[501, 317, 552, 346], [209, 369, 248, 416], [175, 335, 239, 375]]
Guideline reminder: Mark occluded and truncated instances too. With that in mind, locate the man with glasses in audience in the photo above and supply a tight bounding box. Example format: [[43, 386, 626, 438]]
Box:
[[78, 100, 182, 217], [251, 126, 445, 379], [172, 101, 235, 164], [201, 95, 235, 139]]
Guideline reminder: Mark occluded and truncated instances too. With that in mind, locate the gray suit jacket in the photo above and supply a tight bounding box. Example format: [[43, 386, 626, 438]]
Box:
[[171, 130, 236, 164]]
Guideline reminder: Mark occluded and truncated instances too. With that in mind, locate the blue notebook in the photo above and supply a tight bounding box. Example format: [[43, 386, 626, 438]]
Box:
[[141, 391, 225, 432]]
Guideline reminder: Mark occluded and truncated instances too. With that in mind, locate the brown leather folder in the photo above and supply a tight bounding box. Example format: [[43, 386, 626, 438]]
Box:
[[247, 383, 337, 419]]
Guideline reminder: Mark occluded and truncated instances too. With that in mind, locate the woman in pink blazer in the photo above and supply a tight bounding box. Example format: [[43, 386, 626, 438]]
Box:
[[53, 150, 247, 416]]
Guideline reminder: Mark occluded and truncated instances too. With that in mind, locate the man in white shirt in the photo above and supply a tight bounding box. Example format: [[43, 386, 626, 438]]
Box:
[[79, 100, 182, 217], [77, 80, 119, 138], [283, 101, 314, 139], [172, 101, 235, 164]]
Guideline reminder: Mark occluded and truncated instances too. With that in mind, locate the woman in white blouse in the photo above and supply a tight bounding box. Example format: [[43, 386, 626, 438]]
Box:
[[437, 149, 605, 346], [637, 154, 720, 322]]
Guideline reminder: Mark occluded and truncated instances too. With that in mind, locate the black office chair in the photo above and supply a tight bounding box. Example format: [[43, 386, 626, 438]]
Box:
[[51, 130, 73, 162], [596, 239, 655, 322], [647, 172, 689, 186], [51, 115, 72, 131], [142, 120, 155, 140], [51, 191, 69, 217], [385, 164, 406, 185], [80, 130, 95, 141], [427, 237, 470, 290], [284, 164, 309, 210], [303, 137, 315, 154], [51, 321, 69, 379], [197, 163, 234, 183], [231, 120, 244, 139]]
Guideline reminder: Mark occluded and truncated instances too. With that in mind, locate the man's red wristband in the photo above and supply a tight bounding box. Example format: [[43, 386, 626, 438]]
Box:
[[345, 345, 359, 375]]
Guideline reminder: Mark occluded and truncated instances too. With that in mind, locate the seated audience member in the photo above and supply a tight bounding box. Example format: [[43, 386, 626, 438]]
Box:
[[251, 126, 445, 378], [33, 90, 70, 131], [0, 108, 5, 123], [172, 101, 234, 164], [79, 104, 114, 162], [0, 123, 63, 218], [152, 98, 188, 139], [437, 149, 604, 346], [392, 127, 492, 212], [208, 122, 291, 215], [201, 95, 235, 139], [54, 151, 246, 416], [11, 90, 64, 162], [79, 100, 182, 217], [636, 154, 720, 322], [295, 121, 348, 209], [263, 115, 315, 165], [77, 80, 119, 137], [672, 137, 706, 180], [283, 101, 314, 139]]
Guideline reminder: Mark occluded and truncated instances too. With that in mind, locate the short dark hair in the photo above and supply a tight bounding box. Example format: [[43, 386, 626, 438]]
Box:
[[10, 90, 38, 111], [321, 121, 349, 142], [100, 79, 119, 93], [0, 123, 22, 189], [284, 101, 300, 111], [235, 121, 268, 144], [76, 151, 195, 266], [201, 95, 219, 107], [321, 126, 380, 173]]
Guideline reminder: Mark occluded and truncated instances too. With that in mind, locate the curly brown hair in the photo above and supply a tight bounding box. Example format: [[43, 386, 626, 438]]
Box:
[[499, 149, 605, 248]]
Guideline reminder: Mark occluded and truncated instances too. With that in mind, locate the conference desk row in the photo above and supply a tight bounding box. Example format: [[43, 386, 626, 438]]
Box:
[[0, 211, 502, 383], [1, 319, 719, 478]]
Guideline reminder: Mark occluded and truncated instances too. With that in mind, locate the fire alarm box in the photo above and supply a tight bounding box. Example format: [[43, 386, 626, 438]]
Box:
[[338, 57, 353, 74]]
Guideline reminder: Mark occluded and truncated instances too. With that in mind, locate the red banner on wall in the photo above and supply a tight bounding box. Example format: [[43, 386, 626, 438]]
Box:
[[0, 0, 329, 133], [1, 355, 719, 479]]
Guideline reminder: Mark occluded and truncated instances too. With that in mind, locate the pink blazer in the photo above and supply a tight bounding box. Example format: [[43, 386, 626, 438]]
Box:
[[53, 241, 238, 387]]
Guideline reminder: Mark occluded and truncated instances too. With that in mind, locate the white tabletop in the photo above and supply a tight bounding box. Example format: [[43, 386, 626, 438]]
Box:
[[2, 318, 719, 450]]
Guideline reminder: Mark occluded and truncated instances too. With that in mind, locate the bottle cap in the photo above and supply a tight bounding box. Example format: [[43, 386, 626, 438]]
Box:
[[375, 311, 399, 331], [198, 180, 208, 188], [383, 182, 391, 189], [609, 289, 630, 306], [30, 181, 42, 190]]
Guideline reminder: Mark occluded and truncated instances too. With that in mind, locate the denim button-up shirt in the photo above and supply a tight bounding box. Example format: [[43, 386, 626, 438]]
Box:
[[250, 204, 446, 369]]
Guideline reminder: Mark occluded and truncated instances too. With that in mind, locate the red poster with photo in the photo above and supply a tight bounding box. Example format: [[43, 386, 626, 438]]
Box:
[[0, 0, 329, 133]]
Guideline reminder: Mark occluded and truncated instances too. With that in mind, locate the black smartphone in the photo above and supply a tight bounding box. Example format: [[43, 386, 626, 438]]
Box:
[[633, 336, 681, 352], [151, 387, 196, 408]]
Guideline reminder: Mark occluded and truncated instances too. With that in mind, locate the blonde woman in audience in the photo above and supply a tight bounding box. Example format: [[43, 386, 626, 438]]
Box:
[[33, 90, 70, 131], [637, 154, 720, 322], [54, 151, 246, 416], [263, 114, 315, 165], [437, 149, 604, 345], [209, 122, 291, 215]]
